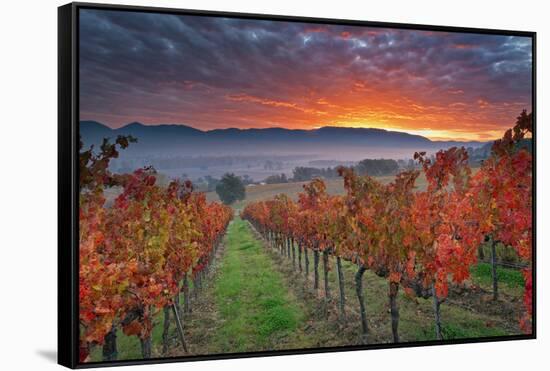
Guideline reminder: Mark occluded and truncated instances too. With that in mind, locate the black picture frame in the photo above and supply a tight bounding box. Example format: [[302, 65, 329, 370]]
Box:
[[58, 2, 537, 368]]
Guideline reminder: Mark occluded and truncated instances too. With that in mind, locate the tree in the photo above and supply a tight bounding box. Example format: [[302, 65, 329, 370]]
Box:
[[470, 110, 533, 329], [215, 173, 246, 205], [79, 134, 136, 191], [264, 173, 288, 184], [355, 158, 399, 176], [78, 134, 234, 362], [292, 166, 322, 181]]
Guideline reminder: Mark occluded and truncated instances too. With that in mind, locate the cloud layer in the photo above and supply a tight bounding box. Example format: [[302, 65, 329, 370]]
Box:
[[79, 9, 532, 140]]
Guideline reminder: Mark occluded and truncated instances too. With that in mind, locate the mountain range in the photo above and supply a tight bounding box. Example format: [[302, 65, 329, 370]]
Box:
[[79, 120, 485, 159]]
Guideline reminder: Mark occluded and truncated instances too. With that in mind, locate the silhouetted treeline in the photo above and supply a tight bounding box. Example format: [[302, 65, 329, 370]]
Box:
[[264, 173, 289, 184], [263, 168, 336, 184], [292, 166, 340, 182], [354, 159, 399, 176], [291, 158, 400, 182]]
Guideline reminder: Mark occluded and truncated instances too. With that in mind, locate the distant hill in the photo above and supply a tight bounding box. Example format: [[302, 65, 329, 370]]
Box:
[[80, 121, 203, 145], [79, 121, 485, 158], [79, 120, 112, 140]]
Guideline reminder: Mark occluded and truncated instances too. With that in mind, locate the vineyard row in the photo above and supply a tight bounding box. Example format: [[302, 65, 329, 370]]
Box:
[[241, 111, 533, 342]]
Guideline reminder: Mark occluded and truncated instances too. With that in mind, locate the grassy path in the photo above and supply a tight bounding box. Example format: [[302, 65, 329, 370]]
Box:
[[208, 217, 305, 352], [182, 217, 337, 355]]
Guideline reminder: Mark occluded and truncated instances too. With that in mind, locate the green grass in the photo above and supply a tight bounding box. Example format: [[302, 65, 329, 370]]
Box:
[[470, 263, 525, 288], [211, 218, 304, 352], [323, 255, 520, 343], [407, 319, 507, 341], [408, 304, 508, 341], [439, 320, 507, 339]]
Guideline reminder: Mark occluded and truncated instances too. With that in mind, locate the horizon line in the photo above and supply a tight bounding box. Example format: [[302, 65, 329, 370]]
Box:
[[79, 120, 491, 143]]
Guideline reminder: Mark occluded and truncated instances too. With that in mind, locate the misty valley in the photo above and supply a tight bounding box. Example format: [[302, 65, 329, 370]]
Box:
[[80, 120, 493, 189]]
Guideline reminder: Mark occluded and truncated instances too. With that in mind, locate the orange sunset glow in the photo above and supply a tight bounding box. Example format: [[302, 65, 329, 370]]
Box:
[[79, 10, 532, 141]]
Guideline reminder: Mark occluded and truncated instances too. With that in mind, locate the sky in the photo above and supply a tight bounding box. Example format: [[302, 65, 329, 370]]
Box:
[[79, 9, 532, 141]]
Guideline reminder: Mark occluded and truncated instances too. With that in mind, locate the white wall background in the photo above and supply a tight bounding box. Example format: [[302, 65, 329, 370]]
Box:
[[0, 0, 546, 369]]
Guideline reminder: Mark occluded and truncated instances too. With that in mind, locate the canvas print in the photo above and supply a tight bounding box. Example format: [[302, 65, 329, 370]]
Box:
[[77, 7, 534, 364]]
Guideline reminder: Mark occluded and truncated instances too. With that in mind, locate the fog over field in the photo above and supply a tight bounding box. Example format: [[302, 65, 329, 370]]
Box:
[[80, 120, 487, 182]]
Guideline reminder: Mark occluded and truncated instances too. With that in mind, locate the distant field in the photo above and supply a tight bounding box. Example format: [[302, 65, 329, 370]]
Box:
[[207, 178, 340, 207], [206, 173, 429, 209]]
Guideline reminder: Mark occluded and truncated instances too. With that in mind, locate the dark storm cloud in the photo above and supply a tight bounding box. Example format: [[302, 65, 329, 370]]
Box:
[[79, 9, 532, 140]]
